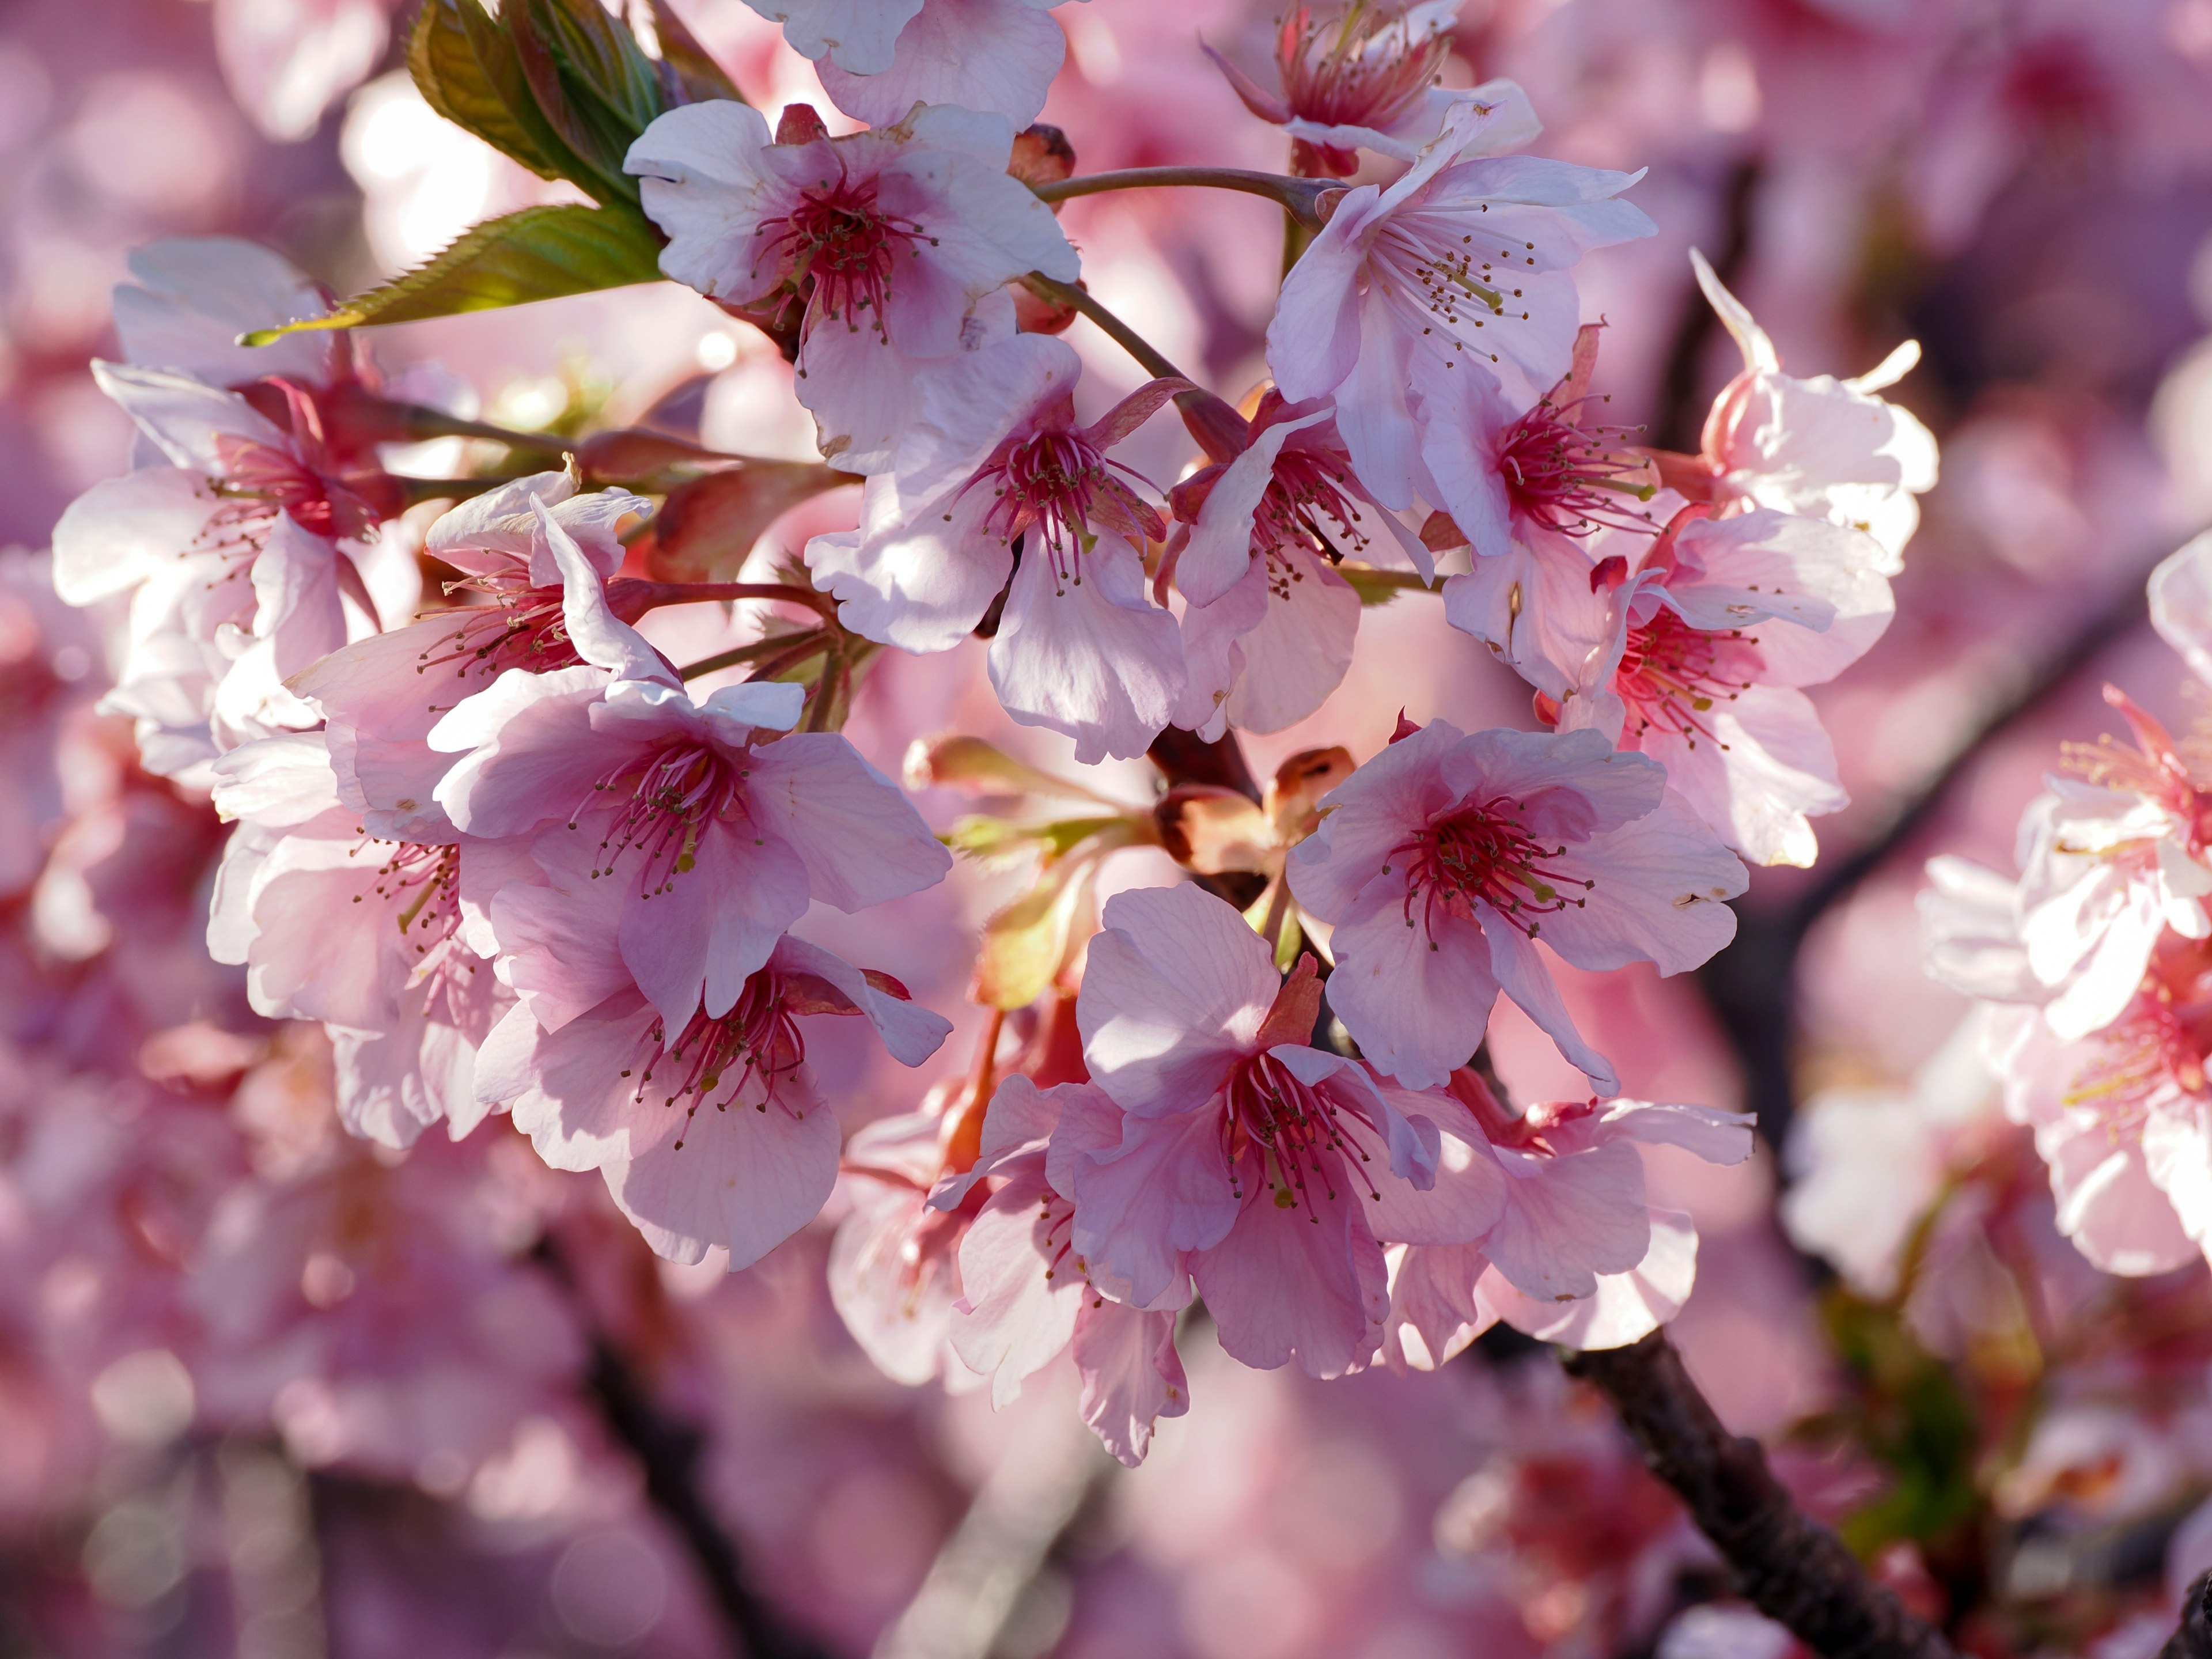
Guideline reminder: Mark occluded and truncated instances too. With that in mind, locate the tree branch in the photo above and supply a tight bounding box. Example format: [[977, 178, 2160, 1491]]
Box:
[[535, 1243, 833, 1659], [2164, 1570, 2212, 1659], [1562, 1333, 1956, 1659]]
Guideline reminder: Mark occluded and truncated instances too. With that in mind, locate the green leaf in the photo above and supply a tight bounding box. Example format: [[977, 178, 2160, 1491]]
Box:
[[643, 0, 745, 104], [510, 0, 675, 203], [240, 204, 665, 343], [407, 0, 591, 188]]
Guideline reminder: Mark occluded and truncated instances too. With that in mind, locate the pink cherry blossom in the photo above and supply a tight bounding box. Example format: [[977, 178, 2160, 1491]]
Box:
[[1267, 93, 1654, 520], [626, 99, 1078, 474], [476, 933, 950, 1267], [1060, 883, 1453, 1379], [52, 363, 391, 777], [1381, 1071, 1751, 1366], [811, 0, 1072, 128], [1167, 389, 1427, 741], [1456, 505, 1895, 867], [206, 731, 506, 1149], [927, 1074, 1191, 1465], [1206, 3, 1484, 176], [1658, 252, 1938, 573], [1983, 939, 2212, 1278], [290, 471, 651, 844], [806, 332, 1187, 762], [1286, 718, 1746, 1092], [1416, 321, 1661, 565], [1923, 692, 2212, 1043], [429, 554, 950, 1030], [212, 0, 393, 143]]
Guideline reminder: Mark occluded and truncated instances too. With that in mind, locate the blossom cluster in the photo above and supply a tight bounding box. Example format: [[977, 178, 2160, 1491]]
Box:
[[31, 0, 1959, 1468]]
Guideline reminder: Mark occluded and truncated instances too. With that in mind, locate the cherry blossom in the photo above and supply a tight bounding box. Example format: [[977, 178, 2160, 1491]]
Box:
[[1167, 390, 1425, 741], [1268, 92, 1654, 520], [1381, 1071, 1753, 1366], [428, 536, 950, 1031], [806, 334, 1187, 762], [476, 932, 950, 1267], [1206, 2, 1480, 175], [809, 0, 1073, 128], [626, 98, 1078, 474], [1458, 505, 1895, 867], [1056, 883, 1455, 1379], [1287, 719, 1746, 1092], [206, 731, 505, 1150], [1657, 252, 1938, 573], [290, 469, 651, 844], [927, 1074, 1191, 1464]]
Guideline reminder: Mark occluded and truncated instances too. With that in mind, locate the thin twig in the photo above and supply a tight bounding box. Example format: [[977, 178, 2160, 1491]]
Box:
[[1562, 1333, 1956, 1659], [1031, 166, 1342, 229], [1022, 274, 1190, 383]]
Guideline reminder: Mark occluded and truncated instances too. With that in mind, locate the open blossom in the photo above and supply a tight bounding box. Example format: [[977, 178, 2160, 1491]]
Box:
[[1055, 884, 1455, 1380], [427, 527, 951, 1031], [1168, 391, 1426, 741], [1382, 1071, 1753, 1366], [626, 99, 1078, 474], [1287, 719, 1746, 1092], [1206, 1, 1474, 175], [1456, 505, 1895, 867], [1418, 321, 1658, 566], [206, 732, 506, 1150], [1924, 693, 2212, 1043], [800, 0, 1074, 128], [1982, 937, 2212, 1278], [807, 333, 1187, 762], [1268, 91, 1654, 519], [291, 470, 651, 844], [477, 930, 950, 1267], [941, 1077, 1193, 1465], [52, 363, 392, 776], [1655, 253, 1937, 573]]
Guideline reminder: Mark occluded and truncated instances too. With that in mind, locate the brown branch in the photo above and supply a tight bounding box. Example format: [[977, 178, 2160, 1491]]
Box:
[[1562, 1333, 1956, 1659], [533, 1241, 834, 1659], [2165, 1571, 2212, 1659]]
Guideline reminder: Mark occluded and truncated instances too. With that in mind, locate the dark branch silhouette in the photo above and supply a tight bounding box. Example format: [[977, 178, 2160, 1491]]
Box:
[[1563, 1334, 1956, 1659], [2164, 1569, 2212, 1659], [535, 1243, 834, 1659]]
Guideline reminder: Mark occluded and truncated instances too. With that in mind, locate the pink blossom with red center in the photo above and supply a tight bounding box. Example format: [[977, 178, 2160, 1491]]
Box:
[[1288, 719, 1745, 1091], [808, 333, 1187, 762], [1207, 3, 1478, 175], [626, 99, 1078, 474]]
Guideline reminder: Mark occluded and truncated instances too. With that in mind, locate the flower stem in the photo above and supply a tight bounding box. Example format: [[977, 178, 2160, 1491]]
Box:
[[1031, 166, 1343, 230], [676, 632, 824, 681], [1022, 274, 1188, 383], [1560, 1333, 1956, 1659]]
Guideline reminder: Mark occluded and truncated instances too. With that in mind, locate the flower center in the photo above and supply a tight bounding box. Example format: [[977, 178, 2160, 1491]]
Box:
[[1394, 798, 1593, 940], [759, 171, 929, 335], [1614, 608, 1753, 749], [207, 434, 374, 547], [1253, 446, 1371, 575], [1278, 1, 1450, 176], [574, 740, 752, 897], [351, 841, 461, 948], [1220, 1050, 1378, 1211], [1497, 403, 1657, 537], [623, 965, 808, 1148], [961, 429, 1164, 594]]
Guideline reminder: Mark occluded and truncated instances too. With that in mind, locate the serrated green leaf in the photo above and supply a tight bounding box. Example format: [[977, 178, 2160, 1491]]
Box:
[[509, 0, 675, 203], [240, 204, 664, 343], [408, 0, 590, 188]]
